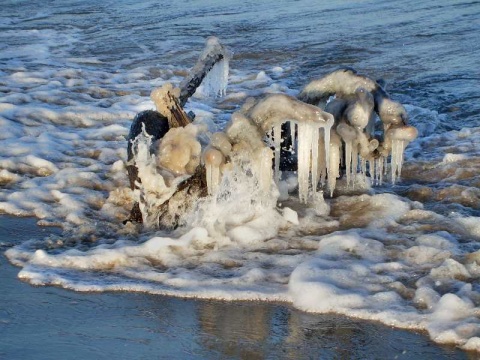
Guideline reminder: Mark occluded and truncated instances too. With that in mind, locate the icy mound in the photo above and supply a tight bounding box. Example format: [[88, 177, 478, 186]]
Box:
[[301, 68, 418, 187]]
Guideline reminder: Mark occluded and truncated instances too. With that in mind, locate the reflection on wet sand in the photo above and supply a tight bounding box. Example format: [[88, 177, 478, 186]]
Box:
[[195, 300, 466, 359], [0, 213, 470, 360], [198, 301, 270, 359]]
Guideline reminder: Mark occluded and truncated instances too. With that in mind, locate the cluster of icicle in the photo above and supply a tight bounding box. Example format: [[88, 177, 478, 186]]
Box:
[[298, 68, 418, 190], [201, 69, 418, 204], [202, 94, 334, 203]]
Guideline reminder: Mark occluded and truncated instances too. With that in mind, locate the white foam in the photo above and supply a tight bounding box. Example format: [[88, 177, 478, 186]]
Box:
[[283, 207, 299, 225], [442, 153, 468, 163]]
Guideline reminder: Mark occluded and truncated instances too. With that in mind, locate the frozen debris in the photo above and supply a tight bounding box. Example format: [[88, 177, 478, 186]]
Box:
[[300, 67, 418, 187]]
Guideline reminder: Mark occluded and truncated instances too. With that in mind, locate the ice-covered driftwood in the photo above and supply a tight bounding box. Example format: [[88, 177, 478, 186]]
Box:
[[124, 46, 418, 230], [124, 37, 230, 226]]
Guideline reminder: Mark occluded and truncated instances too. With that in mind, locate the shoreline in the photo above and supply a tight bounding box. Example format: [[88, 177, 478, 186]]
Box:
[[0, 215, 471, 359]]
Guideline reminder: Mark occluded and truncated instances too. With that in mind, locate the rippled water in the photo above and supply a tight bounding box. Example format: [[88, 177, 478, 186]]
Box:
[[3, 0, 478, 129], [1, 0, 480, 354]]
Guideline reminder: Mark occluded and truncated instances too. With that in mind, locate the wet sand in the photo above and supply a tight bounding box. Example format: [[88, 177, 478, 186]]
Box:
[[0, 215, 472, 359]]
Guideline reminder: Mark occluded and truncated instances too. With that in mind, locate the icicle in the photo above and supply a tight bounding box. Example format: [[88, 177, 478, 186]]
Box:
[[296, 122, 319, 203], [203, 147, 224, 195], [256, 147, 273, 192], [296, 122, 322, 203], [201, 58, 229, 97], [327, 131, 342, 197], [369, 159, 374, 185], [311, 126, 320, 193], [317, 130, 327, 186], [290, 121, 296, 152], [336, 122, 357, 187], [345, 141, 352, 186], [206, 162, 219, 195], [387, 125, 418, 184], [360, 158, 367, 184], [324, 123, 331, 179], [391, 139, 407, 184], [317, 129, 340, 196], [374, 157, 382, 185], [352, 142, 359, 186], [297, 122, 310, 203], [273, 123, 282, 184], [372, 157, 379, 185]]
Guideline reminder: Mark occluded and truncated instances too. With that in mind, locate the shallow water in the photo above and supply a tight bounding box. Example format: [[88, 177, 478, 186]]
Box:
[[0, 216, 471, 359], [1, 0, 480, 354]]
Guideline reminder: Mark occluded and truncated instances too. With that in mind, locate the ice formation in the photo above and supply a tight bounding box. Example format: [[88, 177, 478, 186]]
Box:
[[130, 59, 418, 231], [0, 34, 423, 234], [203, 111, 272, 197], [130, 129, 182, 228], [246, 94, 334, 203], [298, 68, 378, 107], [300, 68, 417, 188], [202, 146, 225, 195], [193, 94, 337, 204], [317, 129, 342, 195], [130, 122, 209, 228], [179, 36, 231, 102], [383, 125, 419, 183], [201, 57, 229, 98], [155, 124, 202, 176], [191, 83, 414, 205]]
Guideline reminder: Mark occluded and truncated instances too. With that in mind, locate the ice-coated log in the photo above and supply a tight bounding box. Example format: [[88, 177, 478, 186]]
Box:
[[125, 37, 230, 226], [344, 88, 375, 131], [150, 83, 191, 128], [247, 94, 334, 133], [298, 68, 377, 107]]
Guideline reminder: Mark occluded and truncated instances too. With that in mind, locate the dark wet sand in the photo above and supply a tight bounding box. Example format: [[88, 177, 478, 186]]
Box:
[[0, 215, 473, 359]]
